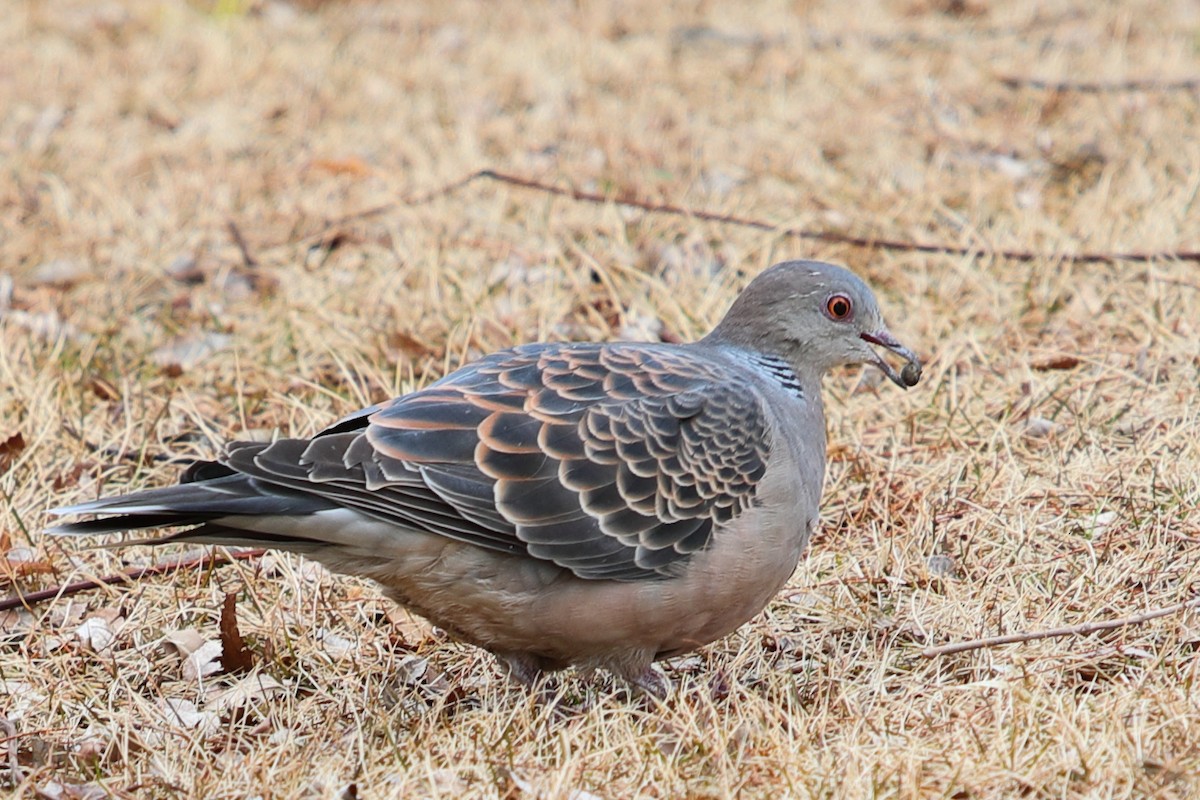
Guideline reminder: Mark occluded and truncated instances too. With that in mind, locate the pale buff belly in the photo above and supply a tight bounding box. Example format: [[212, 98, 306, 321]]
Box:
[[325, 493, 811, 668]]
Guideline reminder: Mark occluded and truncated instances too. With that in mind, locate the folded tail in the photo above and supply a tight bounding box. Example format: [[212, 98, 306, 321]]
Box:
[[47, 454, 335, 549]]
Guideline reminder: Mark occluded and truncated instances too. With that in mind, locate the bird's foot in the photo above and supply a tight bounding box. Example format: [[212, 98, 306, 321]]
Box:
[[496, 652, 544, 687], [625, 664, 672, 702]]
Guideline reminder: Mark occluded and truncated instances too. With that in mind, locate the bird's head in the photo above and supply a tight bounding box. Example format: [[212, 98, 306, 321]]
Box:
[[706, 260, 922, 389]]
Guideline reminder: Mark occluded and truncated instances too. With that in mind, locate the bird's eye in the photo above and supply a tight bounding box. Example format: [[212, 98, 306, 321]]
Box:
[[825, 294, 853, 321]]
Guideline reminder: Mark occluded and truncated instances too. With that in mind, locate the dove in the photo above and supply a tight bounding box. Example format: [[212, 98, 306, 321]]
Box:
[[49, 260, 921, 697]]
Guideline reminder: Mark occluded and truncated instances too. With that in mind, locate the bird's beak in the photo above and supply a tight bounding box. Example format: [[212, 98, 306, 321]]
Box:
[[860, 331, 922, 389]]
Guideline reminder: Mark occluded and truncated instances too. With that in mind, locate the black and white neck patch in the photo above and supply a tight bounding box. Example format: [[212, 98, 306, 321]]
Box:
[[750, 355, 804, 398]]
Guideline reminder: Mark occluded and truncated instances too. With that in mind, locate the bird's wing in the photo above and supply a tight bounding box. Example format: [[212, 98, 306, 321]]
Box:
[[239, 342, 774, 581]]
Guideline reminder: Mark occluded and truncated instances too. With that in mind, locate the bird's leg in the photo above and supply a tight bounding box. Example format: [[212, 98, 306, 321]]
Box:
[[494, 652, 545, 687], [626, 664, 672, 701], [608, 651, 671, 700]]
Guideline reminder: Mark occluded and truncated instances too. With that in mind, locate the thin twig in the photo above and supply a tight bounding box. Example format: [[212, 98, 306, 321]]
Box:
[[227, 219, 259, 268], [0, 549, 265, 612], [999, 74, 1200, 93], [922, 595, 1200, 657], [285, 169, 1200, 264], [0, 716, 21, 787]]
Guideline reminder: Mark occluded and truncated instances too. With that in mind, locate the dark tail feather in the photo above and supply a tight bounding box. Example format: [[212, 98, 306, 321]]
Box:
[[154, 524, 327, 551], [47, 461, 332, 548], [48, 512, 220, 536]]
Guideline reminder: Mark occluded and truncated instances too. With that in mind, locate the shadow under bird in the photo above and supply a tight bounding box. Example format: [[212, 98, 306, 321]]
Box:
[[49, 260, 921, 697]]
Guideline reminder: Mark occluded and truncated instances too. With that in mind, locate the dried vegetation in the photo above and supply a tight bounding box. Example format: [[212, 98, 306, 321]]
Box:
[[2, 0, 1200, 797]]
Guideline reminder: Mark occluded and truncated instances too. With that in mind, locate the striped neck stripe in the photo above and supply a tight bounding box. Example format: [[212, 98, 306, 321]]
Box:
[[751, 354, 804, 397]]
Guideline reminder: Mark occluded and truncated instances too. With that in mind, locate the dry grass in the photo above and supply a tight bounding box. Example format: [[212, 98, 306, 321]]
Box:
[[2, 0, 1200, 796]]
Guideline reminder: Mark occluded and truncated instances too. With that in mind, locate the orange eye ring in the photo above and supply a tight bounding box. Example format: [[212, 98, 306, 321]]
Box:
[[825, 293, 854, 321]]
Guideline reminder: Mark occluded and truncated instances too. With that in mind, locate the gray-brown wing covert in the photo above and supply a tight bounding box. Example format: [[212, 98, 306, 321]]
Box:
[[242, 343, 772, 580]]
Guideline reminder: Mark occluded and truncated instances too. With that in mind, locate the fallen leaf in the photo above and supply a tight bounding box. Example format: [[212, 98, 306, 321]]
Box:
[[1022, 416, 1061, 439], [394, 654, 450, 691], [0, 609, 32, 641], [4, 309, 79, 342], [0, 680, 46, 721], [926, 554, 958, 578], [87, 376, 120, 401], [32, 781, 108, 800], [162, 628, 208, 658], [1080, 510, 1117, 538], [181, 640, 224, 681], [315, 627, 357, 660], [219, 592, 254, 674], [420, 769, 468, 795], [165, 254, 204, 284], [75, 615, 122, 652], [206, 672, 287, 714], [158, 698, 220, 735], [309, 156, 372, 177], [0, 546, 55, 582], [0, 432, 26, 475], [28, 258, 90, 288], [569, 791, 606, 800], [617, 313, 665, 342], [151, 332, 233, 372], [52, 461, 90, 492], [72, 736, 108, 766], [386, 329, 433, 359], [395, 655, 429, 684], [1032, 355, 1082, 371]]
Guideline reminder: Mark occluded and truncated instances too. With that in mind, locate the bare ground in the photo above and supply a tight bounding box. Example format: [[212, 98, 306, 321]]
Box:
[[2, 0, 1200, 797]]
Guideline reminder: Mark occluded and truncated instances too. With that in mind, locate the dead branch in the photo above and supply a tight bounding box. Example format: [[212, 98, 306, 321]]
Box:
[[922, 594, 1200, 657], [227, 218, 259, 268], [287, 169, 1200, 264], [0, 549, 265, 612], [999, 74, 1200, 93]]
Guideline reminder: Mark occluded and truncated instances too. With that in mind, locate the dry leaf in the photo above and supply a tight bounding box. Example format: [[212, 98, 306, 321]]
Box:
[[1022, 416, 1061, 439], [4, 309, 79, 342], [926, 554, 958, 578], [0, 609, 32, 640], [0, 680, 45, 721], [1, 546, 55, 583], [29, 258, 90, 288], [165, 254, 204, 284], [206, 673, 287, 713], [87, 376, 119, 401], [162, 628, 208, 658], [151, 332, 233, 371], [386, 329, 433, 359], [309, 156, 372, 177], [569, 791, 606, 800], [617, 313, 665, 342], [182, 640, 224, 681], [0, 432, 26, 475], [1032, 355, 1082, 371], [75, 615, 122, 652], [315, 627, 356, 660], [219, 592, 254, 674], [32, 781, 108, 800], [52, 461, 90, 492], [158, 698, 220, 735]]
